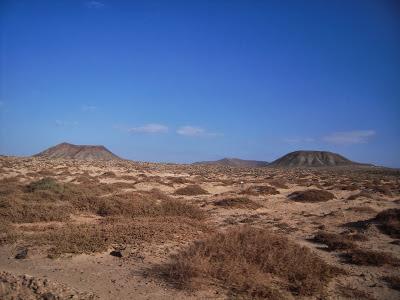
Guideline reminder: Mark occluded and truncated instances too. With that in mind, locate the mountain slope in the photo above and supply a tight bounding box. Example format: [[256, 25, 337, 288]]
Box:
[[269, 151, 362, 168], [34, 143, 121, 160], [194, 158, 269, 168]]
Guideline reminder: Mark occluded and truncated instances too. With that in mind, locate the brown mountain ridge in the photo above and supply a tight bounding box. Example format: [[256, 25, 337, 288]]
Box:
[[34, 142, 120, 160], [269, 150, 367, 168]]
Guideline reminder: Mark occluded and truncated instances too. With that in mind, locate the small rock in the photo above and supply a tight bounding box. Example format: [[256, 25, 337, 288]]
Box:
[[41, 292, 57, 300], [15, 248, 28, 259], [110, 250, 123, 258]]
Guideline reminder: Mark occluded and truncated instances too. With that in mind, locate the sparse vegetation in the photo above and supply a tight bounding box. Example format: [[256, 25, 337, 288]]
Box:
[[268, 180, 288, 189], [341, 249, 400, 266], [312, 231, 355, 251], [240, 185, 279, 196], [157, 226, 340, 298], [174, 184, 208, 195], [374, 209, 400, 238], [337, 284, 375, 299], [25, 177, 63, 193], [1, 157, 400, 299], [100, 171, 117, 178], [383, 275, 400, 291], [288, 189, 335, 203], [96, 193, 204, 220], [346, 206, 377, 214], [213, 197, 262, 209], [0, 220, 17, 245], [347, 191, 372, 200], [37, 216, 207, 257]]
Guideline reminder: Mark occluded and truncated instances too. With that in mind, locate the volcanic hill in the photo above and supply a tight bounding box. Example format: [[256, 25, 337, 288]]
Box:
[[34, 143, 121, 160], [269, 150, 363, 168], [194, 158, 269, 168]]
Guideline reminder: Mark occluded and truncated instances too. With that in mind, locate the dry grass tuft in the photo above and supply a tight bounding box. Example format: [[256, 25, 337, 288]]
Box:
[[167, 176, 191, 184], [0, 220, 17, 245], [341, 249, 400, 266], [0, 177, 207, 253], [0, 200, 73, 223], [337, 284, 375, 299], [268, 180, 288, 189], [156, 226, 339, 298], [25, 177, 63, 193], [0, 178, 75, 223], [346, 206, 377, 214], [382, 275, 400, 291], [37, 217, 206, 257], [100, 171, 117, 178], [374, 209, 400, 238], [240, 185, 279, 196], [347, 191, 372, 200], [214, 197, 262, 209], [312, 231, 356, 251], [97, 193, 204, 220], [0, 177, 203, 224], [288, 189, 335, 203], [174, 184, 208, 196]]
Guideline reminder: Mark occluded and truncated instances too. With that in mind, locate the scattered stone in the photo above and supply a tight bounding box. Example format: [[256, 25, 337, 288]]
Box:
[[15, 247, 28, 259], [110, 250, 123, 258]]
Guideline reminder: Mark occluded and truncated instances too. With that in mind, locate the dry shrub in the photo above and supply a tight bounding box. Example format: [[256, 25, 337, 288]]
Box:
[[35, 217, 206, 256], [118, 174, 138, 181], [268, 180, 288, 189], [219, 179, 236, 186], [371, 185, 393, 196], [157, 199, 204, 219], [333, 182, 360, 191], [382, 275, 400, 291], [312, 231, 355, 251], [346, 206, 377, 214], [374, 209, 400, 238], [0, 199, 72, 223], [240, 185, 279, 196], [174, 184, 208, 196], [341, 249, 400, 266], [0, 179, 21, 196], [288, 189, 334, 203], [37, 169, 56, 177], [158, 226, 339, 298], [3, 178, 208, 253], [107, 181, 136, 190], [214, 197, 262, 209], [44, 223, 109, 255], [1, 177, 204, 225], [63, 184, 203, 219], [25, 177, 63, 193], [342, 230, 369, 242], [0, 220, 17, 245], [362, 180, 396, 196], [337, 284, 375, 299], [97, 193, 204, 220], [167, 176, 190, 184], [347, 191, 371, 200], [0, 178, 74, 223], [100, 171, 116, 178], [72, 175, 99, 184]]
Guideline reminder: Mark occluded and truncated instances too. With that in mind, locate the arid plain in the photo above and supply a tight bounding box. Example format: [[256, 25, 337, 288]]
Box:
[[1, 156, 399, 299]]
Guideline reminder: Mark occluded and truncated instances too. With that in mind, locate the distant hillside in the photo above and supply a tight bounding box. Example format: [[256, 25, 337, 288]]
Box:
[[34, 142, 121, 160], [194, 158, 269, 168], [269, 151, 364, 168]]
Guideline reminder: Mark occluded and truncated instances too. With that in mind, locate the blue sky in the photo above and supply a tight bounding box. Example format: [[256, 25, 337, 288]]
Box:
[[1, 0, 399, 166]]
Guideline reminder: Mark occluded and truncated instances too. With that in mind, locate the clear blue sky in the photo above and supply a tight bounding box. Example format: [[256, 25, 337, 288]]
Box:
[[1, 0, 399, 166]]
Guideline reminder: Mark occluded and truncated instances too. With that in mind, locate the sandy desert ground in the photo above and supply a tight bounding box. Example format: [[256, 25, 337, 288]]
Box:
[[1, 156, 399, 299]]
